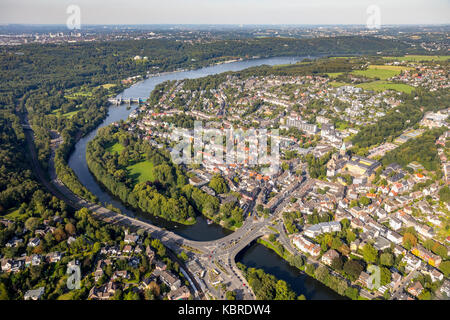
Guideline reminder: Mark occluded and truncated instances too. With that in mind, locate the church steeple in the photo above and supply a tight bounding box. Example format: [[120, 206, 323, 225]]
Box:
[[339, 142, 347, 156]]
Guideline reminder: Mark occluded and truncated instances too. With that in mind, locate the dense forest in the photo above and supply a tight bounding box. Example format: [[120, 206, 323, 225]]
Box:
[[0, 112, 38, 213], [0, 36, 409, 105], [86, 125, 246, 227], [86, 125, 195, 224]]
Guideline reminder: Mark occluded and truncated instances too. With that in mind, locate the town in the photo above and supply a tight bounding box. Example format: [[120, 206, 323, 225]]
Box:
[[112, 55, 450, 300], [0, 10, 449, 305]]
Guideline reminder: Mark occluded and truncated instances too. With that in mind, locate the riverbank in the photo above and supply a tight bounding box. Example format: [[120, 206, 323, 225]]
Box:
[[237, 240, 349, 300], [236, 262, 302, 300], [254, 236, 361, 300], [62, 54, 361, 299], [68, 56, 308, 241]]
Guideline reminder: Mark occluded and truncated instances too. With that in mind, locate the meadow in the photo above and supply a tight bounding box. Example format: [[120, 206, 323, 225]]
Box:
[[51, 108, 83, 119], [352, 65, 412, 80], [106, 142, 125, 154], [326, 72, 344, 78], [127, 160, 156, 184], [106, 142, 156, 183], [356, 80, 415, 93]]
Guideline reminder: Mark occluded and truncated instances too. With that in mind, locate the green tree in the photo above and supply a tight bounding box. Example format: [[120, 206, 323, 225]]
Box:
[[440, 261, 450, 277], [380, 267, 391, 286], [314, 265, 330, 284], [275, 280, 296, 300], [331, 257, 343, 271], [345, 287, 359, 300], [439, 186, 450, 203], [380, 253, 394, 267], [346, 230, 356, 244], [225, 291, 236, 300], [124, 291, 140, 300], [25, 217, 40, 231], [359, 196, 371, 207], [0, 283, 9, 300], [343, 260, 363, 281], [209, 174, 229, 194], [179, 251, 188, 261], [362, 243, 378, 264]]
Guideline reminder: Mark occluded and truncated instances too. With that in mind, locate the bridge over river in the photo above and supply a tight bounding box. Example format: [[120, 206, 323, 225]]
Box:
[[23, 115, 306, 299], [108, 97, 147, 105], [22, 112, 317, 300], [20, 56, 319, 300]]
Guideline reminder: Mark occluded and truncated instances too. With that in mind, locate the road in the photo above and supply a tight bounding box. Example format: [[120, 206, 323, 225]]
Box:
[[391, 269, 419, 300]]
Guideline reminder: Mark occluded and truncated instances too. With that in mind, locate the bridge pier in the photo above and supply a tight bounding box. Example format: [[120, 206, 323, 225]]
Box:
[[108, 97, 146, 105]]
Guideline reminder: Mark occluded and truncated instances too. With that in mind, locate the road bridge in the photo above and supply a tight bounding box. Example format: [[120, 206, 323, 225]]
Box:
[[23, 117, 304, 299]]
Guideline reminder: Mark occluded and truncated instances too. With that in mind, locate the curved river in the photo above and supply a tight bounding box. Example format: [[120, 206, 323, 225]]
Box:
[[68, 56, 345, 299], [68, 56, 305, 241]]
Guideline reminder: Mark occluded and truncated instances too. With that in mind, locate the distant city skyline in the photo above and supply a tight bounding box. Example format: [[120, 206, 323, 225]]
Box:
[[0, 0, 449, 25]]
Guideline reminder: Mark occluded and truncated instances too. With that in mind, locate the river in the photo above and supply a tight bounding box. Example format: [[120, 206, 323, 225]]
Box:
[[68, 56, 306, 241], [236, 241, 347, 300], [67, 55, 345, 300]]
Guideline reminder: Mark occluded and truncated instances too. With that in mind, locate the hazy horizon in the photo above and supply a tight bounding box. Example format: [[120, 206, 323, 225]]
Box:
[[1, 23, 449, 26], [1, 0, 449, 25]]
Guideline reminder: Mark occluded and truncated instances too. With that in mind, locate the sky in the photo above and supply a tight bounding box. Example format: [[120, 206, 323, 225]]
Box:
[[0, 0, 449, 25]]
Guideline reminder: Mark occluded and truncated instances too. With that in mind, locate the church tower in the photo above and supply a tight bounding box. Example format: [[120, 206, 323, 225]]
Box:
[[339, 142, 347, 157]]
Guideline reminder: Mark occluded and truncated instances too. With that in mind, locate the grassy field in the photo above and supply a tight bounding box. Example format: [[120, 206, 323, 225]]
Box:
[[106, 142, 156, 183], [335, 121, 351, 130], [3, 208, 27, 220], [65, 91, 93, 99], [57, 291, 76, 300], [51, 109, 82, 119], [106, 142, 125, 154], [383, 55, 450, 62], [100, 83, 116, 89], [127, 160, 155, 184], [352, 65, 412, 80], [356, 80, 415, 93], [326, 72, 344, 78]]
